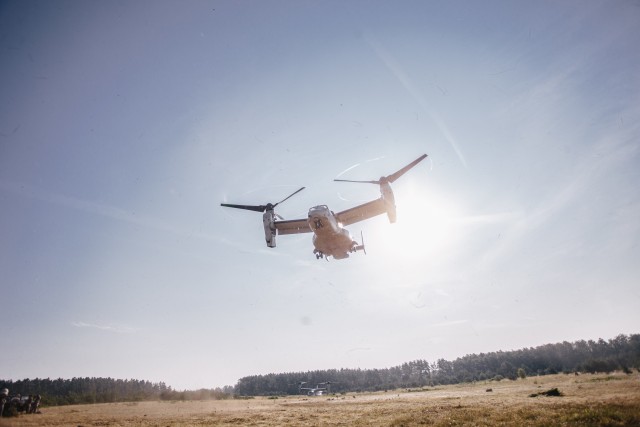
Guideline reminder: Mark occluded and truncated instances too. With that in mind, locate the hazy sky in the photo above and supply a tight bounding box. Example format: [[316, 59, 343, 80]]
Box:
[[1, 0, 639, 390]]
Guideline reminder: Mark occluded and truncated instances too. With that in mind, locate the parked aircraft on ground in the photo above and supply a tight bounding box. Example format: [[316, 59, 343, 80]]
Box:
[[297, 381, 331, 396]]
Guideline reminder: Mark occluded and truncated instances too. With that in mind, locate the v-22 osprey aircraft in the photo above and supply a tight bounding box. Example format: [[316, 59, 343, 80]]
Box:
[[297, 381, 332, 396], [221, 154, 427, 260]]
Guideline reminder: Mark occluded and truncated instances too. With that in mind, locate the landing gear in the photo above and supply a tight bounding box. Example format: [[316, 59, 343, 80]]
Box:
[[313, 249, 330, 261], [350, 231, 367, 255]]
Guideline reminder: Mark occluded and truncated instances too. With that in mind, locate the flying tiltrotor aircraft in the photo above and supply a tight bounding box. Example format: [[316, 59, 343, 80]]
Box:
[[221, 154, 427, 260]]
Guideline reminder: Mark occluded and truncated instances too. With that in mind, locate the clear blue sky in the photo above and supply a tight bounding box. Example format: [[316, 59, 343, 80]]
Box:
[[1, 0, 639, 390]]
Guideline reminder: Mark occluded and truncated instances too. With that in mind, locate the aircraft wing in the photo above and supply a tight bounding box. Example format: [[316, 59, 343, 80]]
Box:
[[275, 218, 312, 235], [335, 198, 387, 226]]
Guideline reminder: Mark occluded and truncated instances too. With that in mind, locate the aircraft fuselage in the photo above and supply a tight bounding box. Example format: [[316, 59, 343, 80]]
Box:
[[307, 205, 359, 259]]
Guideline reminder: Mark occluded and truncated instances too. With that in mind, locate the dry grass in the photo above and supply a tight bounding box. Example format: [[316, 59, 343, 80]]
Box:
[[2, 372, 639, 426]]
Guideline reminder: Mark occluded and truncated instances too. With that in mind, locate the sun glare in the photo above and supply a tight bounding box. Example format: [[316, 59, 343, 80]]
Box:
[[367, 181, 464, 267]]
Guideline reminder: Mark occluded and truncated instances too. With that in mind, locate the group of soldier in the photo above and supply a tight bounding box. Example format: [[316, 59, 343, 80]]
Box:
[[0, 388, 41, 417]]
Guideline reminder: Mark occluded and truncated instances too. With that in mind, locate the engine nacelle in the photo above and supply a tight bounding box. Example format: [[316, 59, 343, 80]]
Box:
[[380, 181, 397, 223], [263, 211, 277, 247]]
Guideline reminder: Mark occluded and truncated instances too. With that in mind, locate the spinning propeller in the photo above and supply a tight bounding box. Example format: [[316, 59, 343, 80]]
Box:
[[221, 187, 306, 213], [334, 154, 427, 185]]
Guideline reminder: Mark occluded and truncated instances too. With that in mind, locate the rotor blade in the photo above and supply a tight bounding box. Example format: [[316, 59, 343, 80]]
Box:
[[386, 154, 428, 183], [220, 203, 266, 213], [333, 179, 380, 184], [273, 186, 305, 207]]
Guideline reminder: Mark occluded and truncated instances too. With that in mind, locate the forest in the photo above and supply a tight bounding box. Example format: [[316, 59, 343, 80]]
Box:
[[234, 334, 640, 396], [2, 333, 638, 404], [0, 377, 233, 406]]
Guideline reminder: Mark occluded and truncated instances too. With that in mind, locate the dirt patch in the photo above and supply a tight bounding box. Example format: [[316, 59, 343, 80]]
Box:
[[529, 387, 563, 397]]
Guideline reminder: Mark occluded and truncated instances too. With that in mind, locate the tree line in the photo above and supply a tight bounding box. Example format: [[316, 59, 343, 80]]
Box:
[[3, 334, 638, 403], [0, 377, 233, 406], [234, 334, 640, 395]]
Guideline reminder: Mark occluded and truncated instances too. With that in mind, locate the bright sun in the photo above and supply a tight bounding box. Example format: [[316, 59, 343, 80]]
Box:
[[368, 181, 464, 265]]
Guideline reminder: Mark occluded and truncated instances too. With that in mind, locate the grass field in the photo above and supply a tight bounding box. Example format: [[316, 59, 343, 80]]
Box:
[[2, 372, 639, 426]]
